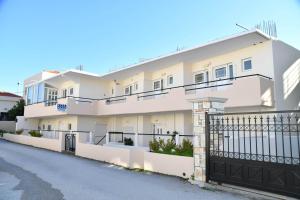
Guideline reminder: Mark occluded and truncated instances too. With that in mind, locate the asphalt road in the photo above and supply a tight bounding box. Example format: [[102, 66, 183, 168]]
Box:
[[0, 139, 248, 200]]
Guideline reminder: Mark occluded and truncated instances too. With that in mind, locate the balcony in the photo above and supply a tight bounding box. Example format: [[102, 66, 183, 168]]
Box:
[[24, 97, 98, 118], [96, 74, 274, 116], [24, 74, 274, 118]]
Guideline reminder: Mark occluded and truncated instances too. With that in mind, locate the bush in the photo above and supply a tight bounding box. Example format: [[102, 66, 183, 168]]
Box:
[[161, 139, 176, 154], [124, 137, 133, 146], [29, 130, 42, 137], [149, 137, 193, 157], [149, 138, 160, 152], [15, 129, 23, 135]]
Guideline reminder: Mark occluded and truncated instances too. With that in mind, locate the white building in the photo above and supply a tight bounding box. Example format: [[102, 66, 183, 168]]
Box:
[[0, 92, 22, 121], [19, 29, 300, 145]]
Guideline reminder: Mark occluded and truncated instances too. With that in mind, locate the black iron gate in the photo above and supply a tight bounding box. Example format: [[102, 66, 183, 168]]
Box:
[[65, 134, 76, 152], [206, 110, 300, 198]]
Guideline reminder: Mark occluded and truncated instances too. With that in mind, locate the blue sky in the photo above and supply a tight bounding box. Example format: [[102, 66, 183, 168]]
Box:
[[0, 0, 300, 94]]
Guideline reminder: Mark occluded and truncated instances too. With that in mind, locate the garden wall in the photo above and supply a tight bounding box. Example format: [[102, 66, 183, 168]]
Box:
[[0, 121, 16, 132], [144, 152, 194, 178], [75, 142, 144, 169], [3, 133, 62, 152]]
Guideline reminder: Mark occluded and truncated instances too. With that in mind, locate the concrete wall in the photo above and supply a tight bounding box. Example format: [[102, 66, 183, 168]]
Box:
[[76, 133, 193, 178], [3, 133, 62, 152], [272, 40, 300, 110], [144, 152, 194, 178], [0, 121, 16, 132]]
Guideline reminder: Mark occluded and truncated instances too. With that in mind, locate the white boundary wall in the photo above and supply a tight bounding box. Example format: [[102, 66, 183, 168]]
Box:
[[3, 133, 63, 152], [76, 133, 193, 178], [0, 121, 16, 132]]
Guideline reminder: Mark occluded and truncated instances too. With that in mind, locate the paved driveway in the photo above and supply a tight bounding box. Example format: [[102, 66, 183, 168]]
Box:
[[0, 140, 248, 200]]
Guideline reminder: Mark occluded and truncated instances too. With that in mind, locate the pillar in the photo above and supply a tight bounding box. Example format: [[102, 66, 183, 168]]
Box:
[[189, 97, 226, 186]]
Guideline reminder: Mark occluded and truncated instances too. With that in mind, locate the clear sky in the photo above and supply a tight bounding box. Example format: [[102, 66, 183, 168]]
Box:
[[0, 0, 300, 94]]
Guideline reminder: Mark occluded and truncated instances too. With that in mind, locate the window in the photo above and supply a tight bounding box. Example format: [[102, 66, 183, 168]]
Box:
[[134, 83, 138, 91], [242, 58, 252, 71], [167, 75, 174, 85], [215, 67, 227, 79], [42, 124, 45, 130], [229, 64, 234, 79], [111, 88, 114, 95], [125, 86, 130, 95], [62, 89, 67, 98], [153, 80, 161, 90], [195, 73, 205, 83], [47, 125, 51, 131], [69, 88, 74, 96], [68, 123, 72, 130]]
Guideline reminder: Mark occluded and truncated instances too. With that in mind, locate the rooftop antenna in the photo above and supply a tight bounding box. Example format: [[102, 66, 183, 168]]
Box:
[[76, 65, 84, 71], [236, 23, 249, 31], [255, 20, 277, 38]]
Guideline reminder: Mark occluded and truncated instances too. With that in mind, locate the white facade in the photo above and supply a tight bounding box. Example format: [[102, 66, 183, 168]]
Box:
[[18, 30, 300, 142], [0, 92, 22, 121]]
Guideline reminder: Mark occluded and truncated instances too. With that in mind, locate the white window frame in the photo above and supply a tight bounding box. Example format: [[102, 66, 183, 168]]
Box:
[[167, 75, 174, 86], [124, 86, 130, 95], [215, 66, 227, 79], [242, 57, 252, 71], [68, 87, 74, 96], [153, 80, 161, 90], [134, 82, 138, 91], [194, 72, 206, 84], [62, 89, 67, 98]]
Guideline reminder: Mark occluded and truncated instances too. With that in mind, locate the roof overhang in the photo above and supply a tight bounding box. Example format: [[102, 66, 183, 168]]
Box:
[[100, 29, 272, 80]]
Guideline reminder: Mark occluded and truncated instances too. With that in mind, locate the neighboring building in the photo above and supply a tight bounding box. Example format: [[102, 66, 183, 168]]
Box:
[[0, 92, 22, 121], [18, 29, 300, 144]]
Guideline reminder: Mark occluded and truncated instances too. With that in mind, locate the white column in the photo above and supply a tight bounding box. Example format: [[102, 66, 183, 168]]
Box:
[[188, 97, 226, 186], [134, 133, 138, 147], [175, 134, 180, 145], [89, 131, 93, 144], [105, 132, 109, 144]]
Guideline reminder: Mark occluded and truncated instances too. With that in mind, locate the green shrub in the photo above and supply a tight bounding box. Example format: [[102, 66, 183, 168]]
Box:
[[124, 137, 133, 146], [149, 138, 160, 152], [148, 137, 193, 157], [28, 130, 42, 137], [161, 139, 176, 153], [15, 129, 23, 135]]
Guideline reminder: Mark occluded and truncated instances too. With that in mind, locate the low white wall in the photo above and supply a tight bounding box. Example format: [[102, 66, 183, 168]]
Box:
[[76, 142, 144, 169], [3, 133, 62, 152], [0, 121, 16, 132], [144, 152, 194, 178]]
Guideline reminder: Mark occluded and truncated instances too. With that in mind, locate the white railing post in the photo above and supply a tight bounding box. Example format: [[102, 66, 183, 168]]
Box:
[[89, 131, 93, 144], [105, 132, 109, 144], [175, 134, 180, 145], [40, 130, 42, 137], [134, 133, 138, 147], [54, 130, 56, 139]]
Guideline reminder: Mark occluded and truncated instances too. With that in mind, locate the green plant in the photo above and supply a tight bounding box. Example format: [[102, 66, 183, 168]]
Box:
[[161, 139, 176, 153], [15, 129, 23, 135], [124, 137, 133, 146], [149, 138, 160, 152], [28, 130, 42, 137], [7, 99, 25, 121], [148, 137, 193, 157]]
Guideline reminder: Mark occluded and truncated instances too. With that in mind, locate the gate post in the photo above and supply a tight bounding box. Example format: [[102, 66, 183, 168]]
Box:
[[189, 97, 226, 186]]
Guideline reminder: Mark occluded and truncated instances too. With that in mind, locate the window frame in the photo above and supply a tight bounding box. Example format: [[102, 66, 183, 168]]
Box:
[[167, 75, 174, 86], [68, 87, 74, 96], [215, 66, 227, 79], [153, 80, 161, 90], [242, 57, 252, 71]]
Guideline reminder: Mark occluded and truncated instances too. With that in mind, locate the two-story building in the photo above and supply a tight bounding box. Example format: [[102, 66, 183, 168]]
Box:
[[18, 29, 300, 145]]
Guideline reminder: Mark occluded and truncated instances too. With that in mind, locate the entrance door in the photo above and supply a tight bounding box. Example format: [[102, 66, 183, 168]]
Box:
[[65, 134, 76, 152]]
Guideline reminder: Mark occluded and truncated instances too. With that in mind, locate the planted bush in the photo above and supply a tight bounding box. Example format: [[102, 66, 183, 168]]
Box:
[[124, 137, 134, 146], [149, 138, 193, 157], [28, 130, 42, 137], [15, 129, 23, 135]]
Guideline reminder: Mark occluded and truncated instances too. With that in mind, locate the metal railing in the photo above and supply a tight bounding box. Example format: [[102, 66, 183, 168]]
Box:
[[25, 74, 272, 106]]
